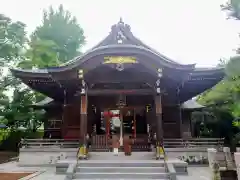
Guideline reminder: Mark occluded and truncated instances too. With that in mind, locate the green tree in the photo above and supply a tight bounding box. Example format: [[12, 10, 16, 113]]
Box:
[[199, 1, 240, 113], [0, 14, 45, 131], [221, 0, 240, 20], [0, 14, 27, 65], [2, 89, 45, 131], [31, 4, 86, 63], [194, 1, 240, 146], [18, 39, 60, 69]]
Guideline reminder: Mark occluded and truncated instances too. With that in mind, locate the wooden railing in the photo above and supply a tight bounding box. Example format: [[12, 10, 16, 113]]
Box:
[[91, 135, 109, 151], [20, 137, 224, 150], [163, 138, 224, 148], [132, 134, 150, 151], [20, 139, 80, 148]]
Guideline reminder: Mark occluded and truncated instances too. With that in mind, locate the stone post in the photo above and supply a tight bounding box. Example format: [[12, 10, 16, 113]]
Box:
[[236, 147, 240, 152], [234, 152, 240, 180], [223, 147, 234, 170], [207, 148, 220, 180]]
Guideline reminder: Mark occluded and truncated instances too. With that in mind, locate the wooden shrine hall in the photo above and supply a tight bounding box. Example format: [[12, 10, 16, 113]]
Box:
[[11, 19, 224, 149]]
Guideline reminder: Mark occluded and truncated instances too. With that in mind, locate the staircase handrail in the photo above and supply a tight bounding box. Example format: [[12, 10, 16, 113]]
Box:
[[162, 146, 168, 172]]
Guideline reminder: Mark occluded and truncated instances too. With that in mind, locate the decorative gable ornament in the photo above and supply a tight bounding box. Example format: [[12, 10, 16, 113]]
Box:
[[116, 63, 124, 71], [111, 18, 130, 44], [116, 30, 126, 44]]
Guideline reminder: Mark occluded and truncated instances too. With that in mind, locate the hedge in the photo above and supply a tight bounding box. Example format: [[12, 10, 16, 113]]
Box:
[[0, 130, 44, 152]]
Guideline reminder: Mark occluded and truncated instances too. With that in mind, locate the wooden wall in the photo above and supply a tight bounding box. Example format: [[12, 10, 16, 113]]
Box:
[[63, 103, 80, 139], [44, 95, 184, 139], [44, 107, 62, 138], [181, 110, 192, 138], [162, 106, 181, 138]]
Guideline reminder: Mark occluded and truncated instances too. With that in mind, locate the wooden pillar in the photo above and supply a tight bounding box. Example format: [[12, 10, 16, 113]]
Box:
[[177, 91, 183, 138], [146, 104, 152, 136], [133, 109, 136, 139], [155, 95, 163, 145], [106, 111, 110, 139], [61, 104, 67, 139], [62, 89, 67, 139], [155, 68, 163, 146], [179, 105, 183, 138], [80, 95, 87, 143], [79, 69, 88, 144]]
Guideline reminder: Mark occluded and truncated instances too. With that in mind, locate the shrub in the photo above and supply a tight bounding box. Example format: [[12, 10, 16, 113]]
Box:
[[0, 130, 44, 152]]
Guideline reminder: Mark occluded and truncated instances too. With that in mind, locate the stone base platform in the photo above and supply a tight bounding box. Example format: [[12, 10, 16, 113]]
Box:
[[56, 152, 188, 176]]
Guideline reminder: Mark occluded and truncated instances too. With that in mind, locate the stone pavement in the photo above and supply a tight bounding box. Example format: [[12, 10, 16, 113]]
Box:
[[25, 167, 211, 180], [0, 161, 42, 172], [26, 170, 65, 180], [0, 154, 212, 180], [90, 151, 156, 160], [0, 161, 65, 180], [177, 167, 211, 180]]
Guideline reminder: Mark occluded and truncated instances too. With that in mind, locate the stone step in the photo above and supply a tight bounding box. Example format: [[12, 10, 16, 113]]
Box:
[[76, 166, 166, 173], [73, 172, 169, 179], [77, 162, 165, 167], [74, 178, 169, 180], [74, 179, 168, 180]]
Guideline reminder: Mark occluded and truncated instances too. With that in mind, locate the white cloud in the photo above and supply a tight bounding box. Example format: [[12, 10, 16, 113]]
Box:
[[0, 0, 239, 67]]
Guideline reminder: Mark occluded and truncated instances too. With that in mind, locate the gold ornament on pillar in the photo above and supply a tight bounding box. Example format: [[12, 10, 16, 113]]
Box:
[[78, 69, 84, 79], [156, 68, 162, 95], [146, 104, 151, 113], [157, 68, 163, 78]]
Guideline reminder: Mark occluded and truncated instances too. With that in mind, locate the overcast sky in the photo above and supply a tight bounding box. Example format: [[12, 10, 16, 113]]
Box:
[[0, 0, 239, 67]]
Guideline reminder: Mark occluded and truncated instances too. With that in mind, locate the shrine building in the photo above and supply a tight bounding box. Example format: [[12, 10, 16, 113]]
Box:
[[10, 20, 224, 149]]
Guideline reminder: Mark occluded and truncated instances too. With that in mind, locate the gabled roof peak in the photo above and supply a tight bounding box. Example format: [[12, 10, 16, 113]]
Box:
[[119, 17, 123, 24], [89, 18, 136, 49], [110, 18, 132, 37]]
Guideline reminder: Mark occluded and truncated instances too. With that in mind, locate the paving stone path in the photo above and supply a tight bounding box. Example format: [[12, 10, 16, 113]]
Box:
[[0, 153, 212, 179]]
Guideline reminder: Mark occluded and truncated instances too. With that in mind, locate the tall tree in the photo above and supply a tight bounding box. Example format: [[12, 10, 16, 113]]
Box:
[[221, 0, 240, 20], [0, 14, 27, 66], [18, 39, 60, 69], [0, 13, 27, 100], [0, 14, 45, 131], [196, 1, 240, 143], [200, 1, 240, 114], [31, 4, 86, 63]]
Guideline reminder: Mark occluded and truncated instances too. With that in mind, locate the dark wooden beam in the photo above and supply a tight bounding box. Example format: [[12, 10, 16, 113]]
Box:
[[88, 88, 155, 95], [85, 68, 157, 85]]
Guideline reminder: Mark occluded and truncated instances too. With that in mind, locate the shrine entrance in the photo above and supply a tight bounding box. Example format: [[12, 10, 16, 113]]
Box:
[[90, 95, 151, 151], [102, 106, 147, 148]]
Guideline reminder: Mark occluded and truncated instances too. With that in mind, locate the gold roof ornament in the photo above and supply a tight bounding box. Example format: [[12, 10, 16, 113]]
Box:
[[103, 56, 137, 64]]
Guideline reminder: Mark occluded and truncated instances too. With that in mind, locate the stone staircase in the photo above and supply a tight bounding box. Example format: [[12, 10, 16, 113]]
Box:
[[72, 160, 170, 179]]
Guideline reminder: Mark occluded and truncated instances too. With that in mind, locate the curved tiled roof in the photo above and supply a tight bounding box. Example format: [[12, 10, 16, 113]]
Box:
[[181, 99, 204, 109]]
